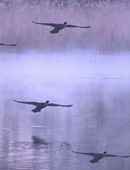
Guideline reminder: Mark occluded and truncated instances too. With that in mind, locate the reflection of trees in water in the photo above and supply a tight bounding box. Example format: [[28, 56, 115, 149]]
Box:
[[96, 91, 105, 129], [0, 0, 121, 7], [0, 99, 20, 170], [0, 129, 9, 170], [0, 0, 14, 6], [0, 100, 10, 170]]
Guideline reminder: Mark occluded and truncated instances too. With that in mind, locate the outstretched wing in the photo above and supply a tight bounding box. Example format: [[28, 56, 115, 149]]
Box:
[[0, 43, 6, 46], [0, 43, 17, 46], [65, 24, 91, 28], [13, 100, 39, 106], [32, 21, 58, 27], [6, 44, 17, 46], [72, 151, 95, 156], [48, 103, 73, 107], [106, 154, 130, 158]]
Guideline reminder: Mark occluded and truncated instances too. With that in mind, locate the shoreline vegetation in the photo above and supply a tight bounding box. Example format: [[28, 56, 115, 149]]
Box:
[[0, 0, 130, 52]]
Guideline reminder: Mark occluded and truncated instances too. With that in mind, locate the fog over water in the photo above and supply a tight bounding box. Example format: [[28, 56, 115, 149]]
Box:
[[0, 1, 130, 170]]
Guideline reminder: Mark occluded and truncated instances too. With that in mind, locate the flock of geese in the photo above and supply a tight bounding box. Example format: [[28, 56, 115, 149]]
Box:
[[2, 20, 129, 165]]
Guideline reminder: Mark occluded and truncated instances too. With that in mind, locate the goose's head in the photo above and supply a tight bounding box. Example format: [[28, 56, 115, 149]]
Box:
[[103, 151, 107, 154], [64, 22, 67, 25], [46, 100, 50, 103]]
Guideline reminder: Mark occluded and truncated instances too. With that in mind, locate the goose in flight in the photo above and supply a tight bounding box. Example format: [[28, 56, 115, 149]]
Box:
[[72, 151, 130, 163], [13, 100, 73, 112], [0, 43, 17, 46], [32, 21, 91, 34]]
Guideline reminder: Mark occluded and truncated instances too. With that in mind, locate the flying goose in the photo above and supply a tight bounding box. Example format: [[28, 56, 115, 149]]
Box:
[[13, 100, 73, 112], [32, 21, 91, 34], [72, 151, 130, 163]]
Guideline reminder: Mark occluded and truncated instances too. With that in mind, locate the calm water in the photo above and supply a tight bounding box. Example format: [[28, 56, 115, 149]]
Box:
[[0, 1, 130, 169], [0, 75, 130, 170]]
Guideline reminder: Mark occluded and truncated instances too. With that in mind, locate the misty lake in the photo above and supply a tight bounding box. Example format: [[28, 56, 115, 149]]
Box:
[[0, 51, 130, 170], [0, 0, 130, 169]]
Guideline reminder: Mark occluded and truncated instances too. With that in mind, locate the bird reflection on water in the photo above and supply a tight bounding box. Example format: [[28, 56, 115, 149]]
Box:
[[0, 132, 71, 170], [32, 136, 50, 146]]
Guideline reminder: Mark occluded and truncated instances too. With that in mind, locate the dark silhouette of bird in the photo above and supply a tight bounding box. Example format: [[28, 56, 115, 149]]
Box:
[[32, 136, 49, 145], [0, 43, 17, 46], [72, 151, 130, 163], [32, 21, 91, 34], [13, 100, 73, 112]]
